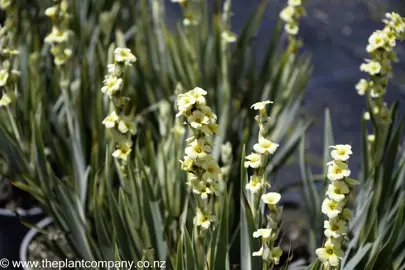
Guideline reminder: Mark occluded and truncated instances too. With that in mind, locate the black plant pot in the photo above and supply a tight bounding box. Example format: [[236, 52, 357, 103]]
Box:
[[0, 208, 44, 269], [19, 217, 53, 270]]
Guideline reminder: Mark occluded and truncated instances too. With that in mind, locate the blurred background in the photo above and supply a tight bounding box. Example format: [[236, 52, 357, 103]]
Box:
[[168, 0, 405, 200]]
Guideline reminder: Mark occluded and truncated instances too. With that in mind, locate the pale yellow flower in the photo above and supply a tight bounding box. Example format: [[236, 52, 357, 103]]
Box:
[[112, 140, 133, 161], [367, 30, 387, 52], [202, 159, 221, 181], [321, 198, 343, 219], [252, 247, 263, 257], [253, 228, 272, 241], [330, 144, 352, 161], [187, 110, 209, 129], [367, 134, 376, 143], [324, 218, 348, 238], [101, 75, 123, 96], [327, 160, 351, 181], [202, 123, 220, 137], [251, 100, 273, 111], [360, 60, 382, 75], [194, 208, 215, 229], [261, 192, 281, 205], [0, 93, 11, 107], [0, 0, 11, 10], [385, 12, 405, 33], [193, 183, 213, 200], [176, 93, 196, 116], [280, 6, 295, 23], [185, 139, 211, 160], [118, 116, 136, 134], [326, 181, 349, 202], [200, 105, 217, 121], [189, 87, 207, 104], [102, 111, 119, 129], [355, 79, 368, 96], [244, 153, 262, 168], [44, 6, 58, 18], [383, 27, 397, 47], [363, 112, 371, 120], [253, 138, 279, 155], [45, 27, 70, 43], [245, 175, 263, 193], [285, 23, 299, 35], [180, 156, 194, 171], [316, 239, 344, 267], [114, 48, 136, 65]]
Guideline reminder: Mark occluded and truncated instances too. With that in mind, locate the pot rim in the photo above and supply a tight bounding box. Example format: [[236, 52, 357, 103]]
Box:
[[0, 207, 42, 217], [19, 216, 53, 268]]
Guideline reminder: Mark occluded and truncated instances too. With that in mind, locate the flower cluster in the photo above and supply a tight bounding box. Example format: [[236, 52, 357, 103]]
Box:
[[245, 101, 279, 194], [280, 0, 306, 50], [101, 48, 137, 162], [0, 0, 19, 107], [251, 191, 283, 265], [44, 0, 73, 67], [176, 87, 221, 230], [244, 101, 283, 265], [356, 12, 405, 125], [316, 144, 358, 269]]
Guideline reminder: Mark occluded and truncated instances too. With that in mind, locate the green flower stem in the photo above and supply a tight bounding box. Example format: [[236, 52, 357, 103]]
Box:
[[60, 70, 74, 136]]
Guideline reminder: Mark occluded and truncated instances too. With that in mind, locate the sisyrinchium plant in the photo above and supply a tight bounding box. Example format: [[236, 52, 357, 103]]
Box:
[[356, 12, 405, 159], [298, 11, 405, 270], [244, 100, 283, 268], [315, 144, 358, 269], [101, 47, 137, 174], [3, 0, 405, 270], [0, 0, 312, 267]]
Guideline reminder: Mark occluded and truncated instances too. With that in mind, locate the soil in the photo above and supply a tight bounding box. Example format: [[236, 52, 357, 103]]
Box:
[[26, 224, 74, 270]]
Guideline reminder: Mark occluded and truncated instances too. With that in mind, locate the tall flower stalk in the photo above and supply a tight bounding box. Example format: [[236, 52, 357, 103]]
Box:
[[101, 48, 137, 169], [44, 0, 72, 68], [176, 87, 221, 233], [279, 0, 307, 52], [44, 0, 74, 144], [244, 101, 283, 268], [316, 145, 358, 269], [44, 0, 92, 203], [356, 13, 405, 127]]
